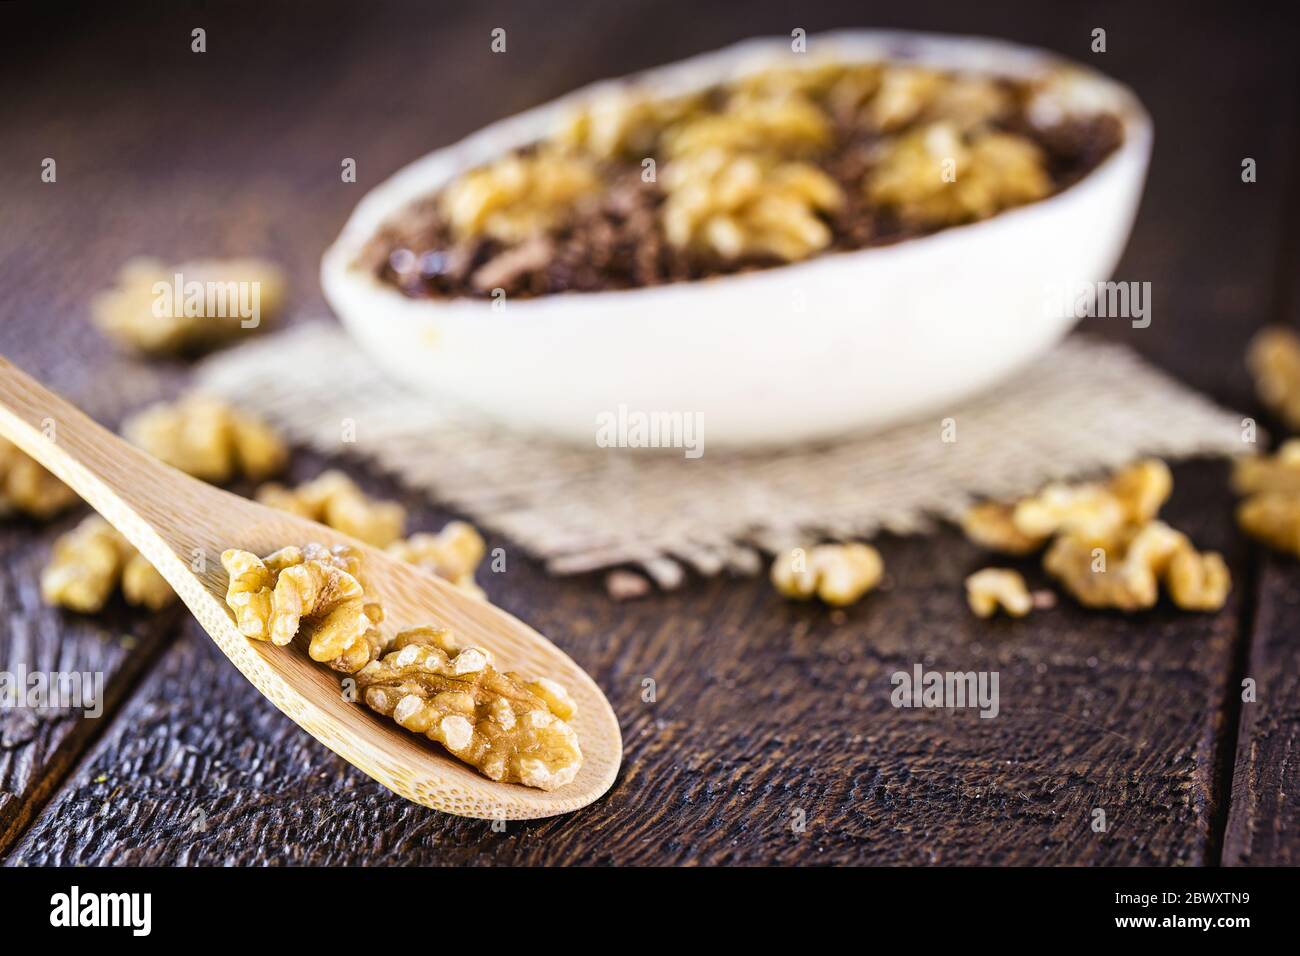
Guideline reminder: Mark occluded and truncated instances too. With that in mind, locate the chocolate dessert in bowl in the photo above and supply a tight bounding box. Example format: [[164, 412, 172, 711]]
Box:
[[322, 30, 1150, 447]]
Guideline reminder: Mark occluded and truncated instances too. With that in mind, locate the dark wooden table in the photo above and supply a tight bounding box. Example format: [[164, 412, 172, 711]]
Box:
[[1, 0, 1297, 866]]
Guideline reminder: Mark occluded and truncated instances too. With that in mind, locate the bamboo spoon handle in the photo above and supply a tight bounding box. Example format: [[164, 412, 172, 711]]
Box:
[[0, 353, 248, 560]]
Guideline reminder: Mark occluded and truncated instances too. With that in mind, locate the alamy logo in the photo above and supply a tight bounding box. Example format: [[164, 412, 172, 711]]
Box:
[[890, 664, 999, 718], [50, 886, 151, 936], [1044, 280, 1152, 329], [0, 666, 103, 718], [152, 272, 263, 328], [596, 405, 704, 459]]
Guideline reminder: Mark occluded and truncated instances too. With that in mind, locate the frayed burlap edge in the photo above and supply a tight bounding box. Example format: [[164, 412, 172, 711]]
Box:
[[196, 323, 1247, 587]]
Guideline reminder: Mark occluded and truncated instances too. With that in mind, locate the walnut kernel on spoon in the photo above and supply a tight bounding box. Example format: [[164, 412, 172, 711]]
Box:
[[220, 544, 583, 790]]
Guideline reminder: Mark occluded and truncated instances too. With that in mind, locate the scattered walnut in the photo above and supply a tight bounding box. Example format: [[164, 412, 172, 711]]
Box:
[[1246, 326, 1300, 429], [771, 542, 884, 607], [662, 150, 843, 261], [387, 520, 486, 595], [119, 551, 175, 611], [356, 625, 583, 790], [1232, 439, 1300, 496], [1013, 483, 1129, 543], [965, 460, 1224, 613], [0, 437, 77, 520], [440, 151, 600, 244], [122, 394, 286, 484], [866, 122, 1050, 228], [960, 501, 1047, 555], [1165, 547, 1232, 612], [964, 459, 1172, 552], [1231, 441, 1300, 556], [220, 543, 384, 672], [91, 256, 285, 355], [256, 470, 405, 547], [41, 515, 174, 613], [1107, 458, 1176, 528], [1045, 520, 1228, 612], [965, 568, 1032, 618], [1237, 491, 1300, 556]]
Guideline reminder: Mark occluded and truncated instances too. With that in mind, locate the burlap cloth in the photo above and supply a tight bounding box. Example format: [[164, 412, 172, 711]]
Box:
[[196, 323, 1245, 587]]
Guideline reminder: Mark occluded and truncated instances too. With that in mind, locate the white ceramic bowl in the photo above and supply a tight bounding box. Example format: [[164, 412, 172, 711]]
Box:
[[322, 30, 1152, 448]]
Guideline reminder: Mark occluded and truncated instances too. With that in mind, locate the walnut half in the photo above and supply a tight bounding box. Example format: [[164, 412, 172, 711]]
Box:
[[0, 437, 78, 520], [1247, 326, 1300, 430], [387, 520, 486, 595], [1233, 440, 1300, 557], [356, 626, 582, 791], [220, 543, 385, 673], [256, 471, 405, 548], [963, 459, 1172, 553], [41, 514, 174, 613], [92, 256, 285, 355], [123, 394, 286, 484], [1044, 521, 1229, 612], [771, 542, 884, 606], [965, 568, 1032, 618]]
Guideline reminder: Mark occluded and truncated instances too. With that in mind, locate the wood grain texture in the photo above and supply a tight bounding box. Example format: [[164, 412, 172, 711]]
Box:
[[5, 461, 1248, 865], [0, 0, 1297, 864], [0, 517, 178, 851], [1222, 123, 1300, 866], [1222, 556, 1300, 866]]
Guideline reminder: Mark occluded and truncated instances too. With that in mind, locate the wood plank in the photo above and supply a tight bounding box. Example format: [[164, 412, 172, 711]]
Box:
[[1223, 556, 1300, 866], [1222, 69, 1300, 865], [4, 461, 1247, 865], [0, 523, 179, 852]]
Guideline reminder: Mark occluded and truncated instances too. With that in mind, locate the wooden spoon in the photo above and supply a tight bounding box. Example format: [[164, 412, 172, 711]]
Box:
[[0, 355, 621, 819]]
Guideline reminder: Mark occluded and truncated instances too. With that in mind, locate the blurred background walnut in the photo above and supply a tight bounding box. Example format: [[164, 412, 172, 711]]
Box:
[[1166, 547, 1231, 612], [1231, 441, 1300, 556], [963, 459, 1172, 553], [965, 568, 1032, 618], [387, 520, 486, 595], [1246, 326, 1300, 429], [1045, 520, 1228, 612], [256, 470, 405, 547], [220, 543, 384, 672], [0, 436, 78, 520], [963, 460, 1225, 613], [1237, 492, 1300, 556], [960, 501, 1048, 555], [41, 514, 174, 613], [1233, 439, 1300, 496], [662, 150, 843, 261], [123, 394, 286, 484], [440, 151, 599, 243], [356, 625, 582, 790], [771, 542, 884, 606], [91, 256, 285, 355]]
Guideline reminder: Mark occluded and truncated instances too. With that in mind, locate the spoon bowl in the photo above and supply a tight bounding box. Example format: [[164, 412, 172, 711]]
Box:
[[0, 354, 622, 819]]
